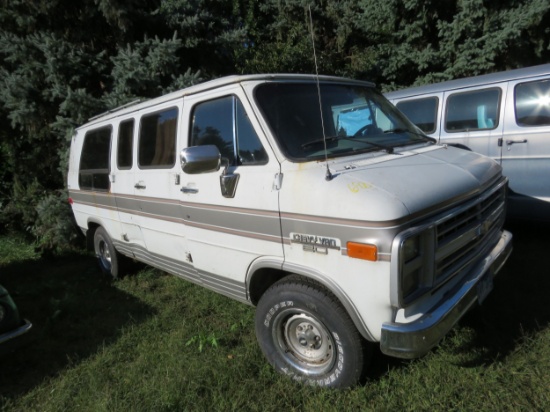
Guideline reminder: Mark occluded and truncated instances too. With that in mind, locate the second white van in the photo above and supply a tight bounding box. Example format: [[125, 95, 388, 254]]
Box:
[[386, 64, 550, 221]]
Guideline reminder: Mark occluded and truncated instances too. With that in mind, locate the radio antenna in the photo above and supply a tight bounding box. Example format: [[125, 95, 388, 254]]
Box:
[[308, 5, 333, 181]]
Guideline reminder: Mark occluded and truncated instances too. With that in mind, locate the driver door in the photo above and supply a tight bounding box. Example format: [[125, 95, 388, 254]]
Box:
[[179, 87, 283, 300]]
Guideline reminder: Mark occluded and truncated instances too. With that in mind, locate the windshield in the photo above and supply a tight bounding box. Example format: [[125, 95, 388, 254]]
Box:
[[254, 82, 431, 161]]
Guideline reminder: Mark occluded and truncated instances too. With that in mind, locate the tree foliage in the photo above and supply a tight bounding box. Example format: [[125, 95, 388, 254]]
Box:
[[0, 0, 549, 250]]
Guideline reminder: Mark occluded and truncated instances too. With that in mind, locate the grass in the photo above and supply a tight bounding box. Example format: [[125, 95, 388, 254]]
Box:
[[0, 221, 549, 411]]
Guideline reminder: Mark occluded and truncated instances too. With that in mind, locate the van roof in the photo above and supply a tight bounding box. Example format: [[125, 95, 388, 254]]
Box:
[[385, 63, 550, 100], [79, 74, 375, 129]]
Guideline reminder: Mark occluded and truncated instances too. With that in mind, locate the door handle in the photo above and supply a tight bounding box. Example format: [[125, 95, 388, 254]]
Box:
[[134, 182, 146, 189], [181, 186, 198, 194], [505, 139, 527, 151]]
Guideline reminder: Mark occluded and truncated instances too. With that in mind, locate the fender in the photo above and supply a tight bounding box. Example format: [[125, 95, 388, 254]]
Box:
[[246, 257, 376, 342]]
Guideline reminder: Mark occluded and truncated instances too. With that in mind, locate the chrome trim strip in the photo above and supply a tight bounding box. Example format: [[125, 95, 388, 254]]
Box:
[[186, 220, 281, 243], [112, 240, 248, 302], [198, 270, 248, 302], [113, 240, 199, 281], [71, 189, 282, 243]]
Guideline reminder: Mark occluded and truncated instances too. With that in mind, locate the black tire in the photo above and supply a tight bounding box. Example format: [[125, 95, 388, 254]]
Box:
[[255, 275, 368, 388], [93, 227, 123, 279]]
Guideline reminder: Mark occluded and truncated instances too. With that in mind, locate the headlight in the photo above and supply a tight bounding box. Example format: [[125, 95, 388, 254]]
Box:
[[403, 236, 420, 263], [399, 230, 433, 304], [402, 268, 421, 299]]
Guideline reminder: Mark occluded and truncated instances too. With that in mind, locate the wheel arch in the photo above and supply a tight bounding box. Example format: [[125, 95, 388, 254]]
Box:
[[85, 219, 102, 251], [246, 258, 376, 342]]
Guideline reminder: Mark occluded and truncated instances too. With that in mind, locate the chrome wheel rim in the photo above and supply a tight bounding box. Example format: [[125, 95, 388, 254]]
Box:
[[98, 239, 112, 271], [272, 309, 335, 376]]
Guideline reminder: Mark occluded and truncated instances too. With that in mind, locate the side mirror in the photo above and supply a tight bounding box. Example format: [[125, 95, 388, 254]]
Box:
[[180, 145, 221, 174]]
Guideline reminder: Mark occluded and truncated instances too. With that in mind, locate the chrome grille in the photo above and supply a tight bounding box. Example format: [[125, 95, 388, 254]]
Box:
[[395, 178, 508, 306], [435, 183, 506, 282]]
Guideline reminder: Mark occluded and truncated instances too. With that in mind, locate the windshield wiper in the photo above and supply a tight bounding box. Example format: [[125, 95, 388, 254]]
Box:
[[383, 128, 437, 143], [301, 135, 344, 149], [301, 135, 399, 154]]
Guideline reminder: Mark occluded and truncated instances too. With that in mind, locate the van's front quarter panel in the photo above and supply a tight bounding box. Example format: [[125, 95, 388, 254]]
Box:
[[278, 144, 509, 344]]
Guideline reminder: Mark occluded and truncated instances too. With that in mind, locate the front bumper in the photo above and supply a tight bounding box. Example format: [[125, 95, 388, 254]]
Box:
[[380, 230, 512, 359]]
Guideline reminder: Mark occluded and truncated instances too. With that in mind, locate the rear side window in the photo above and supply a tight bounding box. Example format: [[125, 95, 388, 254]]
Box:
[[117, 119, 134, 169], [515, 79, 550, 127], [445, 88, 501, 132], [190, 96, 267, 166], [138, 107, 178, 168], [79, 126, 112, 191], [396, 97, 439, 134]]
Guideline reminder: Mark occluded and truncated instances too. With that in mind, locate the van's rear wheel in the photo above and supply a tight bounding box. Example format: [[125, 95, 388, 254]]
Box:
[[255, 275, 368, 388], [93, 227, 123, 279]]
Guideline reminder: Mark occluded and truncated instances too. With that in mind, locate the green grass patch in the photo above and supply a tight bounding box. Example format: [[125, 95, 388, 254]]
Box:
[[1, 221, 549, 411], [0, 236, 39, 266]]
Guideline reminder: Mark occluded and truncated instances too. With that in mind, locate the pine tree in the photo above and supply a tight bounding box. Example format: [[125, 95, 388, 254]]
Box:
[[0, 0, 549, 250], [0, 0, 201, 248]]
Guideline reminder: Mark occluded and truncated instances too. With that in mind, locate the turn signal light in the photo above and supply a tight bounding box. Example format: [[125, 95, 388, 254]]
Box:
[[347, 242, 377, 261]]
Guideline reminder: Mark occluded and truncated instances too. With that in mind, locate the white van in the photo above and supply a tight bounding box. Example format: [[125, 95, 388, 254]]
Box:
[[385, 64, 550, 221], [68, 74, 512, 387]]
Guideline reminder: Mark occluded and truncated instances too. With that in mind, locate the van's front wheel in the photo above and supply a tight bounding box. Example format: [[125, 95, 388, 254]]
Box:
[[93, 227, 123, 279], [255, 276, 368, 388]]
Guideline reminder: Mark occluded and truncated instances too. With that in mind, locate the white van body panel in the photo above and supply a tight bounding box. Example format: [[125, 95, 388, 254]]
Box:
[[439, 82, 509, 164], [178, 84, 283, 296], [502, 78, 550, 203], [109, 118, 147, 251]]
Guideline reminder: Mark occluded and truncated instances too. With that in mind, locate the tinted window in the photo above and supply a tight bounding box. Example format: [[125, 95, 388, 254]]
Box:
[[117, 119, 134, 169], [445, 88, 500, 132], [515, 80, 550, 126], [79, 126, 112, 191], [236, 100, 268, 165], [191, 96, 267, 166], [396, 97, 439, 134], [139, 107, 178, 168], [191, 96, 235, 164]]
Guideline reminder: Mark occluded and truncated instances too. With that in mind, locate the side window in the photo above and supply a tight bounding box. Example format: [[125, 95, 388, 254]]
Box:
[[515, 79, 550, 127], [445, 88, 501, 132], [397, 97, 439, 134], [191, 96, 235, 164], [79, 126, 112, 191], [138, 107, 178, 168], [236, 100, 268, 165], [190, 96, 267, 166], [117, 119, 134, 169]]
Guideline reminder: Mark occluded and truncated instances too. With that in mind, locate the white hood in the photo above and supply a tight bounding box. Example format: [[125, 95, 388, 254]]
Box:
[[280, 145, 502, 223]]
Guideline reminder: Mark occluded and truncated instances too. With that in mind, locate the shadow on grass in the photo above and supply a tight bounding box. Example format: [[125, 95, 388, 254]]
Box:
[[0, 252, 155, 399], [2, 220, 548, 393], [451, 220, 550, 366]]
